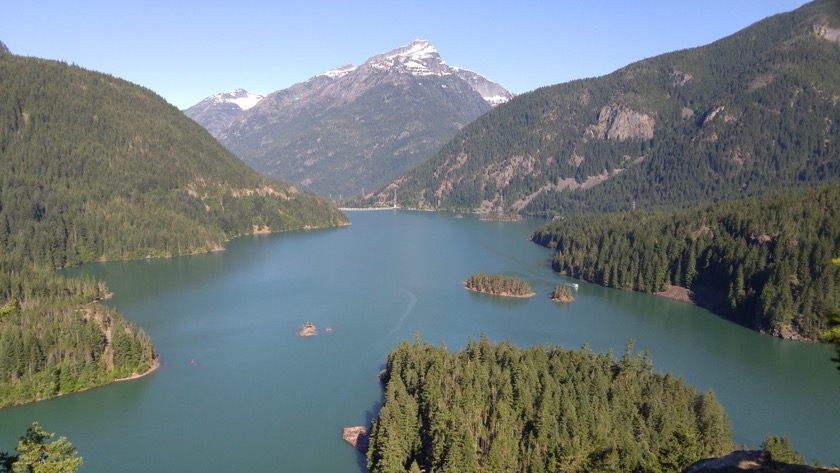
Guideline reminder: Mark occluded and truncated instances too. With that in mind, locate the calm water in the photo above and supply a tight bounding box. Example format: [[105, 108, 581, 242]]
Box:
[[1, 211, 838, 471]]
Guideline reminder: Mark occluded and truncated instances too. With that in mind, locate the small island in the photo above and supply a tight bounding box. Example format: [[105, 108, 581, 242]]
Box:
[[465, 273, 534, 297], [549, 284, 575, 303], [298, 321, 317, 337]]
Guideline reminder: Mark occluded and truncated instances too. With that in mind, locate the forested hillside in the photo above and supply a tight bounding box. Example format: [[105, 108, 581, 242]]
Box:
[[0, 54, 348, 406], [367, 336, 733, 472], [368, 0, 840, 215], [531, 185, 840, 341]]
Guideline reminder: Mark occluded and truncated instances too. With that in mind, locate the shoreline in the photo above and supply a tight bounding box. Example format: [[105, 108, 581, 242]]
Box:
[[115, 358, 160, 383], [654, 284, 695, 305], [464, 286, 535, 298]]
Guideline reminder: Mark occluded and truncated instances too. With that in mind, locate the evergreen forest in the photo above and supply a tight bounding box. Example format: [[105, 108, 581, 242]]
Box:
[[0, 53, 348, 406], [531, 185, 840, 341], [465, 273, 533, 297], [367, 336, 733, 473]]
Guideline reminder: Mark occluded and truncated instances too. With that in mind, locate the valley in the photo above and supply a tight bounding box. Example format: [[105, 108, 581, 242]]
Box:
[[1, 1, 838, 471]]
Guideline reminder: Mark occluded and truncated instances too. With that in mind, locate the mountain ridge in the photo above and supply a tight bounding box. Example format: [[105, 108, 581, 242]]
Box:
[[188, 39, 512, 197], [183, 88, 264, 136], [366, 1, 840, 214]]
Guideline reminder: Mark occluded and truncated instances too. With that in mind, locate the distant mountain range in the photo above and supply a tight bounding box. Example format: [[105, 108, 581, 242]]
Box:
[[367, 0, 840, 215], [186, 40, 512, 198], [183, 88, 264, 136], [0, 40, 9, 54]]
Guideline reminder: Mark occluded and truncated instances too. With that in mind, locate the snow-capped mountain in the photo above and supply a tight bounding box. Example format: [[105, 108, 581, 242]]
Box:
[[208, 40, 512, 197], [183, 88, 264, 137], [337, 40, 512, 106]]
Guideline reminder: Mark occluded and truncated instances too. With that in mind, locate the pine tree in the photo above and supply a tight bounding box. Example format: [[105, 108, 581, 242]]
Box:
[[1, 422, 82, 473]]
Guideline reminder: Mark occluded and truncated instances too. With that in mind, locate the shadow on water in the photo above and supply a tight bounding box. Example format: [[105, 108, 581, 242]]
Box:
[[354, 377, 386, 473]]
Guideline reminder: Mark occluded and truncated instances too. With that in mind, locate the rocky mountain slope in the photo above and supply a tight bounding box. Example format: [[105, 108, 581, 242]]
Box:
[[201, 40, 512, 197], [183, 88, 264, 137], [368, 0, 840, 214], [0, 40, 9, 54]]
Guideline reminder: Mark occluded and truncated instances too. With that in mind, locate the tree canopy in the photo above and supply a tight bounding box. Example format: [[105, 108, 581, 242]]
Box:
[[367, 335, 733, 473], [531, 185, 840, 341], [0, 422, 82, 473]]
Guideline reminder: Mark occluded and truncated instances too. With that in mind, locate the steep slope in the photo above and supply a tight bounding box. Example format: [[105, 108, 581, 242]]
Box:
[[183, 88, 264, 137], [531, 185, 840, 341], [0, 54, 347, 266], [371, 0, 840, 214], [215, 40, 513, 197], [0, 41, 9, 54], [0, 54, 347, 407]]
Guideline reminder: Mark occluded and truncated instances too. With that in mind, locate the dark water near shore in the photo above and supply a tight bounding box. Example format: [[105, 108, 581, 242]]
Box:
[[1, 210, 838, 471]]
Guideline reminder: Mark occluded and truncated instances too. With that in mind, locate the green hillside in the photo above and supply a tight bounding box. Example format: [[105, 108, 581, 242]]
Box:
[[531, 185, 840, 341], [0, 54, 348, 407], [371, 0, 840, 215]]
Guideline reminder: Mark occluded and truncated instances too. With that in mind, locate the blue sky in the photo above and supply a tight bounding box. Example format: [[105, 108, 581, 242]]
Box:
[[2, 1, 810, 109]]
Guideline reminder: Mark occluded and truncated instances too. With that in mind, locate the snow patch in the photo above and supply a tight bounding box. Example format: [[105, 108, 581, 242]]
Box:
[[211, 88, 264, 110], [366, 39, 448, 77], [321, 64, 356, 79]]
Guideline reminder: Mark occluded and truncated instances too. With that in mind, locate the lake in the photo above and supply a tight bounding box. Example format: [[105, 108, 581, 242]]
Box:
[[1, 210, 838, 471]]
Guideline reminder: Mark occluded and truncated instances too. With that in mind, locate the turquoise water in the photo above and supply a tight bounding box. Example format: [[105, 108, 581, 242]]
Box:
[[1, 210, 837, 470]]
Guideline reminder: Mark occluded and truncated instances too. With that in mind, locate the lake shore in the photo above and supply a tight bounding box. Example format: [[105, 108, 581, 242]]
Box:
[[654, 284, 725, 312], [464, 286, 535, 298], [115, 358, 160, 383]]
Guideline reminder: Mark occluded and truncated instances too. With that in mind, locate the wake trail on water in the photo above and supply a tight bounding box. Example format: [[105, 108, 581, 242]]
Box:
[[330, 288, 418, 397], [380, 288, 417, 343]]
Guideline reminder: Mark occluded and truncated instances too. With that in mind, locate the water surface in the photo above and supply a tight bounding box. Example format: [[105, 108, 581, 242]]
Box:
[[1, 211, 837, 470]]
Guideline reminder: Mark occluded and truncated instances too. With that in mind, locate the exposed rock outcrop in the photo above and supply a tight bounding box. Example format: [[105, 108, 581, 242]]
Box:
[[683, 450, 840, 473], [297, 322, 317, 337], [588, 104, 655, 141], [342, 426, 369, 453], [814, 22, 840, 44]]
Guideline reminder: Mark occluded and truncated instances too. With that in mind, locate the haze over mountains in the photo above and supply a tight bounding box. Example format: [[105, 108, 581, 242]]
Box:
[[186, 40, 513, 198], [367, 0, 840, 215]]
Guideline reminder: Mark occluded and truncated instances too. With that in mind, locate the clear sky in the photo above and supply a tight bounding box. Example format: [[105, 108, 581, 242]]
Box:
[[2, 1, 810, 110]]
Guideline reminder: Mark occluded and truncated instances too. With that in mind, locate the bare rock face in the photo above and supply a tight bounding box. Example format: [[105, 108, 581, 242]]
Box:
[[589, 104, 655, 141], [814, 22, 840, 44], [683, 450, 840, 473], [297, 322, 317, 337], [342, 426, 369, 453]]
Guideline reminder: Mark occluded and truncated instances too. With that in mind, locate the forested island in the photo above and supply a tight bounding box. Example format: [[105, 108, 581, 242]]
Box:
[[531, 185, 840, 341], [0, 53, 348, 407], [550, 284, 575, 302], [465, 273, 534, 297], [366, 336, 734, 473]]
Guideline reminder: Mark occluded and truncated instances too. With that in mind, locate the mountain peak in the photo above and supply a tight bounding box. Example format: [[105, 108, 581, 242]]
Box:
[[364, 39, 448, 76], [211, 88, 264, 110], [0, 40, 9, 54]]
